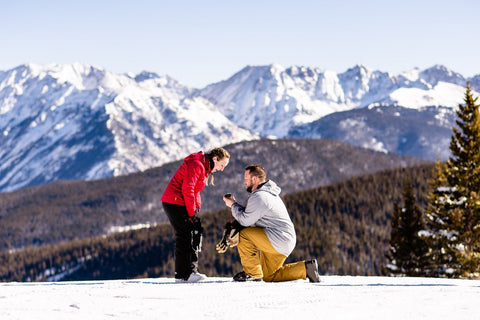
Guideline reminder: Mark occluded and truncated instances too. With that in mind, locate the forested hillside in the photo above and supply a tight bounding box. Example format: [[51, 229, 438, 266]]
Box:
[[0, 163, 433, 281], [0, 139, 423, 250]]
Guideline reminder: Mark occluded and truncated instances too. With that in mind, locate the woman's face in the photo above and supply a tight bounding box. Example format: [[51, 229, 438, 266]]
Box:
[[212, 157, 229, 173]]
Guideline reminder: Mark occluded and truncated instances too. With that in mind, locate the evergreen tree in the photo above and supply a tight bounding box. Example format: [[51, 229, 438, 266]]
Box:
[[423, 158, 455, 277], [386, 179, 429, 276], [385, 199, 402, 275], [424, 84, 480, 278]]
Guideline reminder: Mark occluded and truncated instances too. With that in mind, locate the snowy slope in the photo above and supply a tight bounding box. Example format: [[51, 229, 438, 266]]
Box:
[[0, 276, 478, 319], [199, 65, 353, 137], [289, 106, 457, 160]]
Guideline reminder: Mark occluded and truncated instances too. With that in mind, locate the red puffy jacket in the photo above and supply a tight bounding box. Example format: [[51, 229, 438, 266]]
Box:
[[161, 151, 211, 217]]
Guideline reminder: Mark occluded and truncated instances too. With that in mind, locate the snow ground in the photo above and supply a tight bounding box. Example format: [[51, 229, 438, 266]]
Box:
[[0, 276, 478, 319]]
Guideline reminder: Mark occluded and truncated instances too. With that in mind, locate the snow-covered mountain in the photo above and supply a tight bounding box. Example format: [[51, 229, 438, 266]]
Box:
[[200, 64, 476, 137], [289, 105, 456, 160], [0, 62, 478, 192], [0, 63, 256, 192]]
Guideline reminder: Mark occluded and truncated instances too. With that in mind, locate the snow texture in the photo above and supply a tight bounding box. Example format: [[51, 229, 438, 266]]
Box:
[[0, 276, 478, 319]]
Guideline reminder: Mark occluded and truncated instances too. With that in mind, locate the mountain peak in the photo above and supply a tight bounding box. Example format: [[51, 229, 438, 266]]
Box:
[[419, 64, 465, 86], [267, 62, 284, 71], [133, 71, 161, 82], [343, 64, 372, 77], [2, 62, 122, 92]]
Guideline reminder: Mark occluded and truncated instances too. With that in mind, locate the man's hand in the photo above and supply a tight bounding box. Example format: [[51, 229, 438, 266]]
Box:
[[223, 193, 236, 208]]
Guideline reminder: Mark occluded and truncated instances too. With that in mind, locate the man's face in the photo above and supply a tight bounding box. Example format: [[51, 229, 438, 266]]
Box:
[[244, 170, 257, 193]]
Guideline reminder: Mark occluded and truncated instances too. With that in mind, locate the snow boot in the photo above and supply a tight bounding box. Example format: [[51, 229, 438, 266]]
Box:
[[175, 272, 207, 283], [233, 271, 263, 282], [305, 259, 321, 282]]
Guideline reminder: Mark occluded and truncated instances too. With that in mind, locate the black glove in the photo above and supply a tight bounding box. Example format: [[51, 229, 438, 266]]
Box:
[[216, 220, 244, 253], [216, 221, 232, 253], [226, 220, 243, 247], [190, 216, 203, 253]]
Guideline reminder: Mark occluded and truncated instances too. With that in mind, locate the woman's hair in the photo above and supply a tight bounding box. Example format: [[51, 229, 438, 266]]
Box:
[[206, 147, 230, 185], [245, 164, 267, 181], [207, 147, 230, 161]]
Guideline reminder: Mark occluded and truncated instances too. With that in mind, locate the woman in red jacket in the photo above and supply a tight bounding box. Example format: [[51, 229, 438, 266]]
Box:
[[161, 147, 230, 282]]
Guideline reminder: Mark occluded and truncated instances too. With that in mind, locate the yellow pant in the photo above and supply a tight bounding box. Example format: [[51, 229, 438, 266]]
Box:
[[237, 227, 307, 282]]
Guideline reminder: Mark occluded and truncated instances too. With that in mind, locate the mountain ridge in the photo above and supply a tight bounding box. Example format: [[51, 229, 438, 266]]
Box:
[[0, 62, 476, 192]]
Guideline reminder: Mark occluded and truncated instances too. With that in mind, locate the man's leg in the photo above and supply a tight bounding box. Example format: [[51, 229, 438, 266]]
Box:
[[237, 227, 307, 282], [266, 260, 307, 282], [237, 227, 273, 278]]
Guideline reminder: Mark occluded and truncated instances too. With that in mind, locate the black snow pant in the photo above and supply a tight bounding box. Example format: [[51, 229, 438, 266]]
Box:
[[162, 202, 198, 280]]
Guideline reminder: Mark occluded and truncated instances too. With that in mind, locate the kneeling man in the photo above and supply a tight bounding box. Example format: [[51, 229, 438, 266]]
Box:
[[220, 165, 320, 282]]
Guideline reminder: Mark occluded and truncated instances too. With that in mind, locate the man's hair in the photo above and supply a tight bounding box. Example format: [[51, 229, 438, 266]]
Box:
[[245, 164, 267, 181]]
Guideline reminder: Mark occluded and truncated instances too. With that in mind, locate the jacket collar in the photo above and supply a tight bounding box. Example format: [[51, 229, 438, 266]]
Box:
[[204, 153, 213, 174]]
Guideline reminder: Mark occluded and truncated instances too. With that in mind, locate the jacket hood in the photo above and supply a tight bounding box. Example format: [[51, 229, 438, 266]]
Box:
[[184, 151, 212, 174], [184, 151, 204, 162], [255, 180, 281, 196]]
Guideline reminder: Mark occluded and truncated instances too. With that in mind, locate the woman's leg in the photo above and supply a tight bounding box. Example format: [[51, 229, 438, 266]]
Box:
[[162, 202, 197, 279]]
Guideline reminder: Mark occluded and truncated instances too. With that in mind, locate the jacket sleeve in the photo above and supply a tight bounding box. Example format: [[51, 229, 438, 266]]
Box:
[[231, 193, 265, 226], [182, 160, 203, 216]]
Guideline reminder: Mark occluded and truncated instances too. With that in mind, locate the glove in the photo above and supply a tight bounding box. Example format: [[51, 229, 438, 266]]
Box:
[[190, 216, 203, 253], [226, 220, 242, 247], [216, 222, 232, 253], [216, 220, 244, 253]]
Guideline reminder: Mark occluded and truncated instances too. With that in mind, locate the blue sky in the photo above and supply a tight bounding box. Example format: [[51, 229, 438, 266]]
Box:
[[1, 0, 478, 88]]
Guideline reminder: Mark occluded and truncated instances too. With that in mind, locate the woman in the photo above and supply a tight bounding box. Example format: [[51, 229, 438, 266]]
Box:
[[161, 147, 230, 282]]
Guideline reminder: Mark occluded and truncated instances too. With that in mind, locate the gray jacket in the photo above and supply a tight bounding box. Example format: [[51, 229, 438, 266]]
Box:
[[231, 180, 296, 256]]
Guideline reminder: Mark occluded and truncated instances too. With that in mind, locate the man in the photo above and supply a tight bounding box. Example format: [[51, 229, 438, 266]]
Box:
[[221, 164, 320, 282]]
